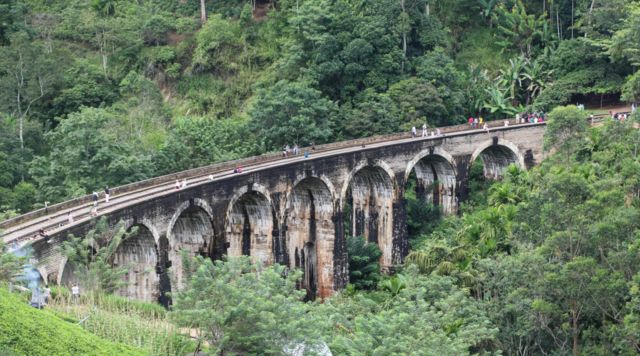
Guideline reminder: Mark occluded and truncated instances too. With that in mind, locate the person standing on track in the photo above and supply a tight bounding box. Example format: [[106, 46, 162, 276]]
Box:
[[104, 186, 110, 203]]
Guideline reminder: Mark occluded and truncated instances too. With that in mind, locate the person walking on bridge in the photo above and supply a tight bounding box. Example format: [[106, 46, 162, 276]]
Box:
[[104, 186, 110, 203], [411, 126, 417, 138], [421, 123, 427, 137], [92, 191, 99, 207]]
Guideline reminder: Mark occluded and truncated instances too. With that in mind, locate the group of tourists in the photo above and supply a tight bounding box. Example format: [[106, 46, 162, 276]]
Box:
[[281, 143, 311, 158], [174, 178, 188, 190], [411, 123, 442, 138], [612, 112, 630, 121], [282, 144, 300, 157], [516, 112, 546, 123], [90, 186, 110, 217], [467, 116, 485, 129]]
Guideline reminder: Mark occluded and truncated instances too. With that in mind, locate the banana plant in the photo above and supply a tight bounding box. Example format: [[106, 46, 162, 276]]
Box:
[[478, 0, 498, 26], [483, 85, 519, 118], [523, 58, 553, 105], [498, 56, 527, 104]]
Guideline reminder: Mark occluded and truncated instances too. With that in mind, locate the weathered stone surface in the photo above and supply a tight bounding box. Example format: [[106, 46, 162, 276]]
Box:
[[27, 124, 545, 301]]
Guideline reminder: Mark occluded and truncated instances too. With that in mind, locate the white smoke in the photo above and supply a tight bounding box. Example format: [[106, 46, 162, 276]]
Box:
[[9, 244, 44, 306]]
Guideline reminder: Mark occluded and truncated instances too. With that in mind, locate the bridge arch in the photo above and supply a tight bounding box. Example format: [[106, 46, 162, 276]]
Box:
[[225, 184, 276, 265], [167, 199, 215, 290], [470, 138, 524, 180], [405, 147, 458, 215], [341, 160, 396, 270], [285, 176, 336, 299], [112, 223, 159, 302]]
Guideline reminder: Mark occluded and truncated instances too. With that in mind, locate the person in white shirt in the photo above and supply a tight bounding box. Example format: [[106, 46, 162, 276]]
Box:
[[72, 284, 80, 303]]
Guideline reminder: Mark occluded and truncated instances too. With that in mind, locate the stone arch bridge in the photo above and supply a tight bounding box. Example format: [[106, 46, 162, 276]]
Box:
[[1, 121, 546, 302]]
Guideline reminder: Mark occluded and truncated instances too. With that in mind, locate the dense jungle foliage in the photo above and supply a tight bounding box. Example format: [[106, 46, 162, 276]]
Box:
[[2, 115, 640, 354], [2, 0, 640, 354], [1, 0, 640, 214]]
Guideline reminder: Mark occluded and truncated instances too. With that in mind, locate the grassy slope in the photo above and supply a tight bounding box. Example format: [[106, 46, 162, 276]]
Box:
[[0, 288, 143, 356]]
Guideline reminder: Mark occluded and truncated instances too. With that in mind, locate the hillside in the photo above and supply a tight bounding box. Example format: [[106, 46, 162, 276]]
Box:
[[1, 0, 639, 216], [0, 287, 143, 355]]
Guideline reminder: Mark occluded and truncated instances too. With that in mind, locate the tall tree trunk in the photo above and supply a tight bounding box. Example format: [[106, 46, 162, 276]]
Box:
[[557, 10, 561, 39], [572, 306, 580, 356], [400, 0, 407, 72], [585, 0, 596, 38], [571, 0, 574, 39], [200, 0, 207, 24]]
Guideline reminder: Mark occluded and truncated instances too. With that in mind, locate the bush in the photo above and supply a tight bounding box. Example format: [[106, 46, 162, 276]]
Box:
[[347, 236, 382, 290]]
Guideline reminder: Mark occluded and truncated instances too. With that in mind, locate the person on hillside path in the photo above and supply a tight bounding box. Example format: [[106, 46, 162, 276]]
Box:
[[43, 285, 51, 305], [421, 123, 427, 137], [72, 284, 80, 303], [92, 192, 99, 207], [104, 186, 110, 203], [411, 126, 417, 138]]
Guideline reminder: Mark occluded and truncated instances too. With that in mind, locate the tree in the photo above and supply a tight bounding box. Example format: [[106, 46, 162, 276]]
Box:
[[0, 32, 56, 179], [346, 236, 382, 290], [58, 217, 131, 295], [248, 80, 334, 150], [339, 90, 400, 139], [543, 105, 588, 155], [0, 240, 26, 283], [191, 14, 243, 75], [200, 0, 207, 24], [155, 116, 254, 174], [30, 107, 154, 202], [171, 257, 322, 354], [622, 71, 640, 105], [318, 269, 497, 354], [493, 0, 550, 58], [387, 78, 448, 127]]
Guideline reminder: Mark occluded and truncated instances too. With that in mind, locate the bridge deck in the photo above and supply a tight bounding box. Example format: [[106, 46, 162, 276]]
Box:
[[2, 120, 544, 247]]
